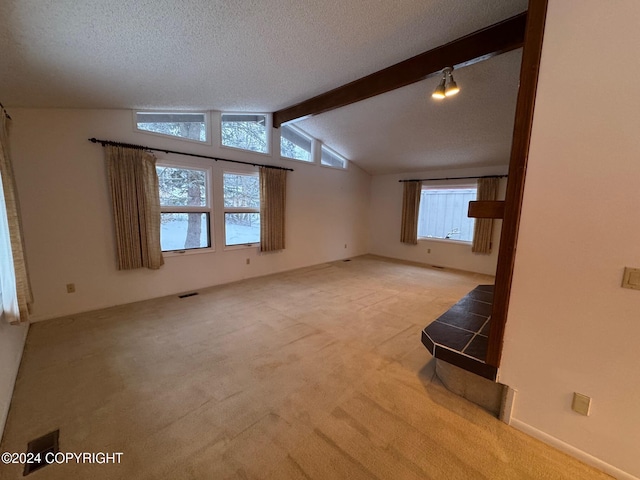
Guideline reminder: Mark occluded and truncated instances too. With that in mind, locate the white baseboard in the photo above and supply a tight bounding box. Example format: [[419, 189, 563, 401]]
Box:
[[510, 419, 638, 480]]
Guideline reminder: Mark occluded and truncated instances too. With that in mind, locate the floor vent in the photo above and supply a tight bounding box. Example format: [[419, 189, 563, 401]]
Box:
[[178, 292, 199, 299], [23, 429, 59, 476]]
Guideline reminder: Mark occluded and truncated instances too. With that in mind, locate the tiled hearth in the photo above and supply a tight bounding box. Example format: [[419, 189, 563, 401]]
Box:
[[421, 285, 497, 380]]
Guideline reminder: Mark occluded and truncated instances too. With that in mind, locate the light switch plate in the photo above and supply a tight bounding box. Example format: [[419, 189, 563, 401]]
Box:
[[622, 267, 640, 290], [572, 392, 591, 416]]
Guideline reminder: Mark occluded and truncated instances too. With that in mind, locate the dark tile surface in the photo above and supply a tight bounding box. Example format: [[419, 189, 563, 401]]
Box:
[[421, 284, 497, 381], [424, 322, 474, 351], [476, 284, 494, 293], [480, 320, 491, 336], [455, 297, 493, 318], [467, 288, 494, 304], [421, 330, 435, 355], [463, 335, 488, 361], [436, 306, 487, 332]]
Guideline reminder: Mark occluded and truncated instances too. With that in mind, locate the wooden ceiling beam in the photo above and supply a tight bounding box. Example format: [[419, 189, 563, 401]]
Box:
[[468, 201, 505, 219], [273, 12, 527, 128]]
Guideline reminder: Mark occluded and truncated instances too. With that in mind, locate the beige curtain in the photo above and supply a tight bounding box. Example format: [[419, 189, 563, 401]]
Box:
[[106, 145, 163, 270], [0, 112, 33, 324], [259, 167, 286, 252], [400, 181, 421, 245], [472, 177, 499, 254]]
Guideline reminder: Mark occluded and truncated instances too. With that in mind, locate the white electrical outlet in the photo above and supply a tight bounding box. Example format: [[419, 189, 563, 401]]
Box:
[[572, 392, 591, 416], [246, 258, 250, 265], [66, 283, 75, 293]]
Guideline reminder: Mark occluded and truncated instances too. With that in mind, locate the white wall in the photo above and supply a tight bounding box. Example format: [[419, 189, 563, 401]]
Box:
[[9, 109, 371, 322], [369, 166, 507, 275], [0, 320, 28, 440], [499, 1, 640, 478]]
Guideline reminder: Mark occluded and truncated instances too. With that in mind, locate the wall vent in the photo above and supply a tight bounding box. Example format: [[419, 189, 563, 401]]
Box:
[[178, 292, 199, 298], [23, 429, 59, 475]]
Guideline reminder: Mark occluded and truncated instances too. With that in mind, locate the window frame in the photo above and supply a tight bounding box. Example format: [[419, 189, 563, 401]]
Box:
[[220, 112, 272, 156], [156, 161, 214, 255], [279, 124, 314, 163], [222, 170, 261, 249], [417, 182, 478, 244], [320, 144, 348, 170], [133, 110, 211, 145]]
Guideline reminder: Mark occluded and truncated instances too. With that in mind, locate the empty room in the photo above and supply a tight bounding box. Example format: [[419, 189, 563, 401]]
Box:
[[0, 0, 638, 479]]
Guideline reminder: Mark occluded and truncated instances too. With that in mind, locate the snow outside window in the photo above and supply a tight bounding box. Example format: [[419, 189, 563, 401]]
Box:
[[157, 165, 212, 252], [223, 172, 260, 246]]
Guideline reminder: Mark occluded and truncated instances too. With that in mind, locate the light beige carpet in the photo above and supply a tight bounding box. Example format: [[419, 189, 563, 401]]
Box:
[[0, 256, 611, 479]]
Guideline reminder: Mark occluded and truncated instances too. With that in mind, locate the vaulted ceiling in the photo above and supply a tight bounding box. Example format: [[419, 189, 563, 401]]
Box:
[[0, 0, 528, 174]]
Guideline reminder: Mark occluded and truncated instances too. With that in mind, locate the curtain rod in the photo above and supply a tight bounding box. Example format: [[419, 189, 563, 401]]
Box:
[[0, 102, 10, 120], [399, 174, 507, 183], [88, 138, 294, 172]]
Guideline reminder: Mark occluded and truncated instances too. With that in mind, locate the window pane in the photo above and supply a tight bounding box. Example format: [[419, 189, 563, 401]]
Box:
[[225, 213, 260, 245], [281, 125, 312, 161], [321, 146, 346, 168], [136, 112, 207, 142], [418, 188, 477, 242], [157, 166, 207, 207], [161, 213, 210, 251], [221, 114, 268, 153], [223, 173, 260, 208]]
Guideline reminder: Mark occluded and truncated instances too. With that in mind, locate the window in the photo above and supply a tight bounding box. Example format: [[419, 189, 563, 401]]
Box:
[[418, 185, 477, 242], [320, 145, 347, 169], [157, 165, 211, 252], [223, 172, 260, 246], [221, 114, 268, 154], [280, 124, 313, 162], [135, 112, 208, 143]]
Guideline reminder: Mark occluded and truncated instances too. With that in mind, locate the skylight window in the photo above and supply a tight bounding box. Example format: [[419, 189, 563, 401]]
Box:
[[135, 112, 208, 143], [280, 124, 312, 162], [221, 114, 269, 154], [320, 145, 347, 169]]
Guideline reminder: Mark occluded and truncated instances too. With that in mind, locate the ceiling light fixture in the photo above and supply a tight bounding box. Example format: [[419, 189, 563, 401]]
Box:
[[432, 76, 446, 100], [432, 67, 459, 100]]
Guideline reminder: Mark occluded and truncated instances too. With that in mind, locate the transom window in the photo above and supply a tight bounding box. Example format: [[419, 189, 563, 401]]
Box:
[[418, 185, 477, 242], [136, 112, 208, 143], [221, 114, 268, 154], [280, 124, 313, 162], [223, 172, 260, 246], [320, 145, 347, 169], [157, 165, 211, 252]]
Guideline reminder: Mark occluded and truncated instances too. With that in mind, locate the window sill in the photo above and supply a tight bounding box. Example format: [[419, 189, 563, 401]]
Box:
[[162, 247, 215, 258], [418, 237, 472, 246], [223, 243, 260, 251], [319, 163, 348, 171], [219, 144, 270, 157]]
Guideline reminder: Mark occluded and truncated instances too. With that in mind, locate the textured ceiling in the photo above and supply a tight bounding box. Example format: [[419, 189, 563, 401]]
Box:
[[0, 0, 528, 174]]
